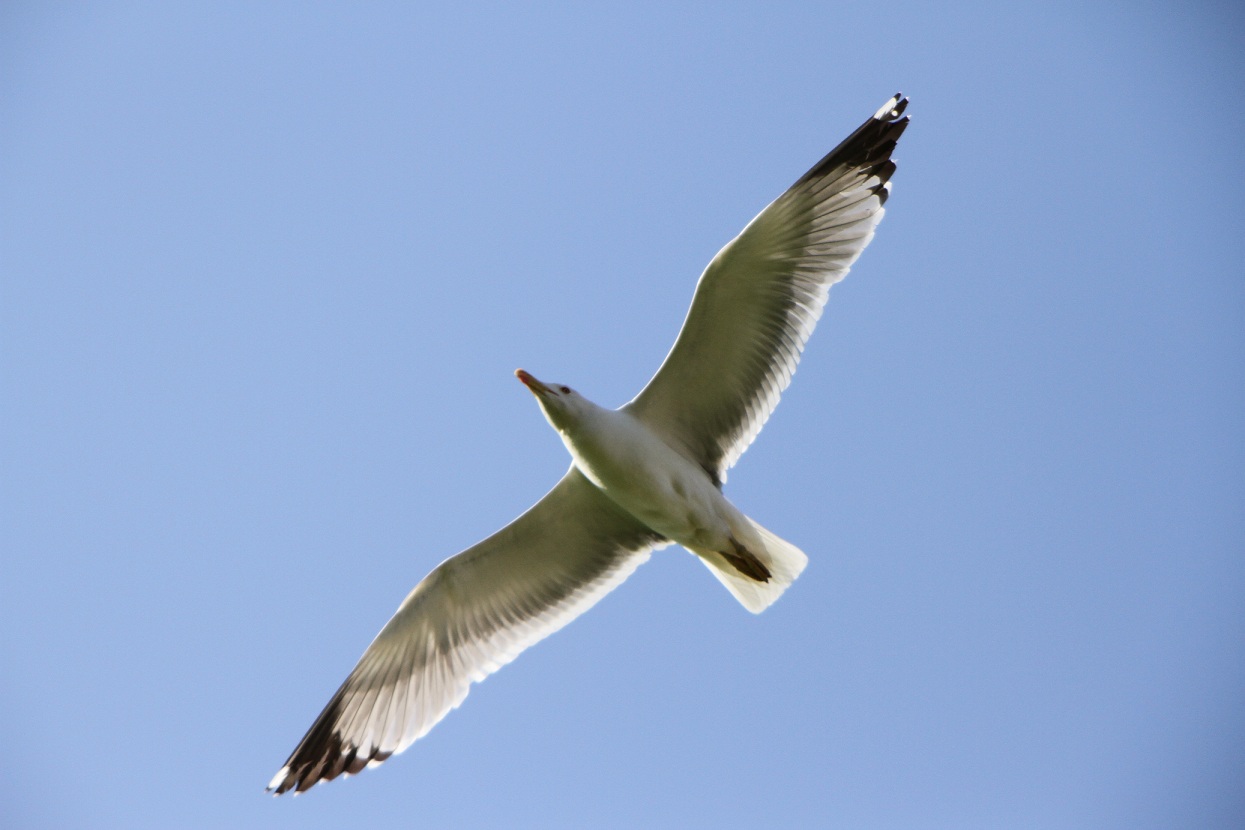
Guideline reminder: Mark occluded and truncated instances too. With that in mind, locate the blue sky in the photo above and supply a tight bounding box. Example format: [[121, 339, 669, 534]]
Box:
[[2, 3, 1242, 828]]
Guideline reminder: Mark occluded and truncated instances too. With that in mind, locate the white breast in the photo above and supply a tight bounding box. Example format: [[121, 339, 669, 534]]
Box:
[[559, 406, 736, 550]]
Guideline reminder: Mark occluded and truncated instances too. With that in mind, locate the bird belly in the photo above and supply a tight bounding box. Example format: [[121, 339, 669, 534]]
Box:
[[561, 416, 734, 551]]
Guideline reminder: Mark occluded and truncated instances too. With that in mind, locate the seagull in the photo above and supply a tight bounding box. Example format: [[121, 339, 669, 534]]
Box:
[[268, 94, 909, 794]]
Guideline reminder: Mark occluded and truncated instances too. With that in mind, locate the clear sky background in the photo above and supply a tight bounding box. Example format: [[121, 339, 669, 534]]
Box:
[[3, 3, 1242, 828]]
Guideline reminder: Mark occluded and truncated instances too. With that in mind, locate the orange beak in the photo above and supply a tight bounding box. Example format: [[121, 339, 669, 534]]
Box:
[[515, 369, 551, 395]]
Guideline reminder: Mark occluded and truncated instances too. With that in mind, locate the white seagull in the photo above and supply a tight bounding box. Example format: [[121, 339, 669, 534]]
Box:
[[269, 94, 909, 794]]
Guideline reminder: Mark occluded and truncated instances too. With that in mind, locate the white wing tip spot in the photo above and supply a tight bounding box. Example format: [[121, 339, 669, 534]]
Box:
[[873, 93, 906, 121], [267, 766, 291, 793]]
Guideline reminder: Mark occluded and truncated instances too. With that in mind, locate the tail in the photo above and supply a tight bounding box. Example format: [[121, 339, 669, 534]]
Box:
[[692, 516, 808, 614]]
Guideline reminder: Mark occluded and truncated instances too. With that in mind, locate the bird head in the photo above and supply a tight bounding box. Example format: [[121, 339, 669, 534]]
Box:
[[515, 369, 585, 431]]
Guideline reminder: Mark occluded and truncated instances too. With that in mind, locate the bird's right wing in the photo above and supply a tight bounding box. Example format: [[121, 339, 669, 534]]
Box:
[[625, 95, 908, 483], [268, 467, 665, 794]]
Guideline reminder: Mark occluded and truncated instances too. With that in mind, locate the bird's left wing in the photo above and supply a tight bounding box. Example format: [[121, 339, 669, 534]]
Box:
[[625, 95, 908, 484], [268, 467, 665, 794]]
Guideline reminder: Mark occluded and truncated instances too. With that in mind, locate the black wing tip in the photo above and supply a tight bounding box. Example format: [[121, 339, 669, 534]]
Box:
[[268, 686, 379, 795], [873, 92, 910, 123], [795, 93, 910, 187], [268, 728, 374, 795]]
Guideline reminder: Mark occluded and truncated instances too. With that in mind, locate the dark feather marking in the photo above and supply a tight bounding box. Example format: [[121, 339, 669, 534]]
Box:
[[793, 96, 909, 189], [724, 537, 772, 582]]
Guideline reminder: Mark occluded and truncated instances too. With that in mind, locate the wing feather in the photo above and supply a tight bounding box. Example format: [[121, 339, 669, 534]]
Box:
[[625, 95, 909, 482], [268, 468, 665, 794]]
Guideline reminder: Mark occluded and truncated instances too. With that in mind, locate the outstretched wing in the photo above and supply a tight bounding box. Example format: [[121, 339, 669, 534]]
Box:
[[625, 95, 909, 483], [268, 467, 665, 794]]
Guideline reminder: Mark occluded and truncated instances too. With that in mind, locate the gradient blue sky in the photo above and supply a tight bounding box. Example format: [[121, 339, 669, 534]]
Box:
[[3, 3, 1242, 828]]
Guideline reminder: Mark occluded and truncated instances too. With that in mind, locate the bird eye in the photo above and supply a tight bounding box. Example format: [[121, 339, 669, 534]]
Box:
[[560, 386, 571, 394]]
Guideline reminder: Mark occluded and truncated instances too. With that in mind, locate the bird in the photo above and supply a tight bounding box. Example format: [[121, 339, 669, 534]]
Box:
[[268, 94, 909, 794]]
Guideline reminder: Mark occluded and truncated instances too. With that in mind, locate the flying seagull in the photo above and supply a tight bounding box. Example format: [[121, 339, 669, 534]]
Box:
[[269, 94, 909, 794]]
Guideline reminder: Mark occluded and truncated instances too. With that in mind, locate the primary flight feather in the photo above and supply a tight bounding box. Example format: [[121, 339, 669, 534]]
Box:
[[269, 94, 909, 794]]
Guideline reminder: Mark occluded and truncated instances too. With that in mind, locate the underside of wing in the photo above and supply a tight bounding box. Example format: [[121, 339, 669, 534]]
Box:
[[626, 95, 909, 483], [268, 468, 665, 794]]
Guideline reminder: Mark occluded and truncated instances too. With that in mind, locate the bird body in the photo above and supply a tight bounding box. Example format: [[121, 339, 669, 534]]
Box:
[[517, 369, 805, 608], [269, 94, 909, 794], [546, 384, 727, 545]]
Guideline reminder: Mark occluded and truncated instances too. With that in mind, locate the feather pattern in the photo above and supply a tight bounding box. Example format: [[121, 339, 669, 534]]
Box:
[[267, 468, 665, 794], [625, 95, 909, 483]]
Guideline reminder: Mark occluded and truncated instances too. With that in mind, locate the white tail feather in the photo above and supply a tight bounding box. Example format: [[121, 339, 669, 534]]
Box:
[[693, 516, 808, 614]]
